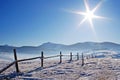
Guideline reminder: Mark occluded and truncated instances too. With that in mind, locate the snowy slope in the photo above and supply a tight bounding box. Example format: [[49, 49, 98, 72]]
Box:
[[0, 42, 120, 53], [0, 50, 120, 80]]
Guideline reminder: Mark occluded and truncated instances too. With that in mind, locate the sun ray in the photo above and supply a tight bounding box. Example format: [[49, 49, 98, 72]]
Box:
[[66, 0, 108, 35], [72, 0, 106, 29], [89, 18, 93, 28], [94, 15, 110, 20], [64, 10, 88, 17], [92, 0, 102, 13], [79, 17, 87, 25], [94, 15, 105, 19], [88, 18, 97, 39], [84, 0, 89, 12], [72, 11, 86, 15]]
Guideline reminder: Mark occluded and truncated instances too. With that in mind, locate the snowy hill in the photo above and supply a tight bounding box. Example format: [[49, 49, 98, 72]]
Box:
[[0, 49, 120, 80], [1, 57, 120, 80], [0, 42, 120, 53]]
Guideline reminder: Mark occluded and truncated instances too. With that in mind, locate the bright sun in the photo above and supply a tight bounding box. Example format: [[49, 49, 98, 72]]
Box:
[[83, 10, 95, 27], [86, 11, 94, 20], [70, 0, 105, 29]]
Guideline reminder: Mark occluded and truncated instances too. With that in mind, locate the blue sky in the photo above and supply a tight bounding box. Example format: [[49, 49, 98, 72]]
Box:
[[0, 0, 120, 46]]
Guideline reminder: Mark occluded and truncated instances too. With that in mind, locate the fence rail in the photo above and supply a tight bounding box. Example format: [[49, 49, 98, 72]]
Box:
[[0, 61, 16, 74], [44, 55, 60, 59], [0, 49, 94, 74]]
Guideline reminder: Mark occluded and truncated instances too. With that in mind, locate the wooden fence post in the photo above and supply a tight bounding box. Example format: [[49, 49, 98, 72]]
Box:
[[13, 49, 20, 73], [81, 53, 84, 66], [41, 51, 44, 67], [91, 54, 93, 58], [70, 52, 72, 61], [94, 55, 96, 58], [91, 54, 94, 58], [77, 53, 79, 60], [60, 51, 62, 63], [86, 55, 88, 59]]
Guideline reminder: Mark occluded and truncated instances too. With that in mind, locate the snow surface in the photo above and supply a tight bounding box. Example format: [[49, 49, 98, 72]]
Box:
[[0, 51, 120, 80]]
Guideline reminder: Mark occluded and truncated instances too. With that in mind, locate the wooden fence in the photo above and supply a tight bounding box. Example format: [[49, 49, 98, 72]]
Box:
[[0, 49, 94, 74]]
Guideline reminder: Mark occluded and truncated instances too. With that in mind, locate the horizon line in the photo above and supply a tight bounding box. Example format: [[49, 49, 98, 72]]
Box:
[[0, 41, 120, 47]]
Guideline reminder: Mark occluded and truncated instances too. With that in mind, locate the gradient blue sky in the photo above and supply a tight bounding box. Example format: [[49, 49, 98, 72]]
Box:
[[0, 0, 120, 46]]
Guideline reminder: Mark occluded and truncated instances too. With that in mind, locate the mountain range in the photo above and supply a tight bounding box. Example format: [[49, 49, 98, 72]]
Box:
[[0, 42, 120, 53]]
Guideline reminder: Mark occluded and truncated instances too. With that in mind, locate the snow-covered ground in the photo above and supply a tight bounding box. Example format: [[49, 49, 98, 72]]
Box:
[[0, 51, 120, 80]]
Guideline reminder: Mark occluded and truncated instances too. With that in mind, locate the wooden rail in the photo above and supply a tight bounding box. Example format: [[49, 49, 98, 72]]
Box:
[[44, 55, 60, 59], [17, 57, 41, 62], [0, 49, 94, 74], [0, 61, 16, 73]]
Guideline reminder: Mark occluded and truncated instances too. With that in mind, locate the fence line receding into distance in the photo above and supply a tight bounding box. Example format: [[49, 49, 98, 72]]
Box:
[[0, 49, 95, 74]]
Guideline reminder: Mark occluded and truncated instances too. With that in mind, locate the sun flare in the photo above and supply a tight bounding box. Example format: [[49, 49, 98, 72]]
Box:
[[86, 11, 94, 20], [70, 0, 105, 29]]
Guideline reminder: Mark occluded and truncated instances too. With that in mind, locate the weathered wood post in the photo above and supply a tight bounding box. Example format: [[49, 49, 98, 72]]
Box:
[[60, 51, 62, 63], [86, 55, 89, 59], [70, 52, 72, 61], [94, 54, 96, 58], [13, 49, 20, 73], [91, 54, 93, 58], [41, 51, 44, 67], [77, 53, 79, 60], [81, 53, 84, 66]]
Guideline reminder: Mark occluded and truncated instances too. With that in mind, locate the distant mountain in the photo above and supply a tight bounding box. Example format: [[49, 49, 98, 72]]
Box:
[[68, 42, 120, 51], [38, 42, 66, 50], [0, 42, 120, 53], [0, 45, 16, 52]]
